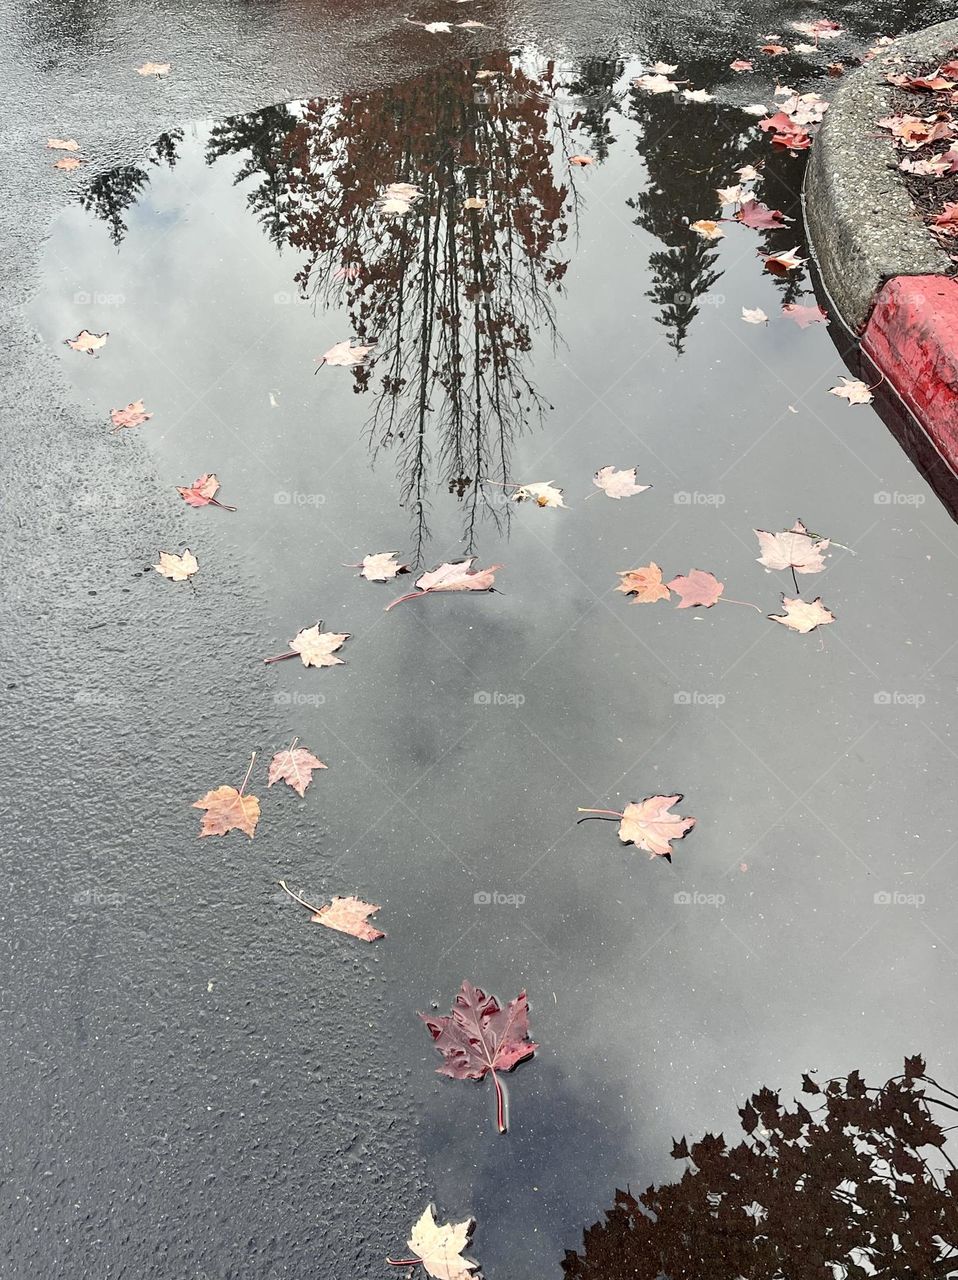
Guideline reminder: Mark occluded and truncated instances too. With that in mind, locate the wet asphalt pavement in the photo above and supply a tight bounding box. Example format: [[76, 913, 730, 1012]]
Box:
[[4, 0, 958, 1277]]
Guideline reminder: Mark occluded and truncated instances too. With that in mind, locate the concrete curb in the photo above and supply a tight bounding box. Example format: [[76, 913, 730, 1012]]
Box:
[[804, 17, 958, 333]]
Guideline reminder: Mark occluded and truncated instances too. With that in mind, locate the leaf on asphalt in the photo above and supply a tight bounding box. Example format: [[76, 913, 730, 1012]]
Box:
[[176, 472, 236, 510], [763, 247, 805, 274], [512, 481, 567, 508], [279, 881, 385, 941], [742, 103, 771, 116], [633, 73, 678, 93], [580, 795, 696, 859], [422, 981, 537, 1132], [593, 465, 650, 499], [742, 307, 769, 324], [193, 759, 259, 839], [276, 624, 351, 667], [318, 339, 376, 367], [616, 563, 671, 602], [54, 155, 85, 170], [690, 218, 725, 240], [736, 198, 790, 229], [782, 302, 828, 327], [268, 740, 327, 797], [47, 137, 79, 151], [386, 558, 502, 610], [737, 164, 762, 181], [354, 551, 409, 581], [828, 376, 874, 405], [768, 594, 835, 633], [758, 112, 812, 150], [391, 1205, 480, 1280], [667, 569, 724, 608], [730, 59, 754, 72], [136, 61, 171, 75], [570, 154, 594, 166], [110, 399, 152, 431], [717, 184, 744, 205], [683, 88, 714, 103], [650, 61, 678, 73], [754, 519, 829, 573], [760, 43, 788, 55], [777, 91, 829, 125], [791, 18, 842, 38], [153, 549, 198, 581], [65, 329, 108, 355]]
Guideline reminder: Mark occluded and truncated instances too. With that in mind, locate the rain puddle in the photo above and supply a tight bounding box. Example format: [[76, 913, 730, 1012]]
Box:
[[34, 43, 958, 1279]]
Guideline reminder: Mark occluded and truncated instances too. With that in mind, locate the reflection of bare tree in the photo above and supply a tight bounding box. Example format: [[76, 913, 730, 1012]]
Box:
[[79, 131, 182, 246], [204, 59, 576, 558], [564, 1058, 958, 1279]]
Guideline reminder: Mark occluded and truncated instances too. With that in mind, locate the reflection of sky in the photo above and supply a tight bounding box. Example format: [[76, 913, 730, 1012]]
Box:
[[33, 57, 958, 1277]]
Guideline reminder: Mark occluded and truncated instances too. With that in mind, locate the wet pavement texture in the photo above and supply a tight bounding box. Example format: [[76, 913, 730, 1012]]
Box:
[[5, 0, 958, 1277]]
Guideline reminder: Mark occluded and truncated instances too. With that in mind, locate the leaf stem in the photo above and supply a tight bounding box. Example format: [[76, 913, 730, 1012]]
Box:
[[492, 1069, 507, 1133], [277, 879, 323, 916], [385, 1259, 422, 1268], [209, 497, 237, 512], [790, 565, 800, 596], [384, 590, 428, 612], [576, 806, 624, 819], [238, 752, 256, 798], [263, 650, 297, 664], [718, 597, 764, 613]]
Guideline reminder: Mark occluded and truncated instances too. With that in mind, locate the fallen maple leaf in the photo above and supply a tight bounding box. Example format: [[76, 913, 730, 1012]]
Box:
[[592, 465, 650, 499], [570, 154, 594, 166], [457, 19, 489, 27], [829, 376, 874, 405], [263, 623, 351, 667], [110, 399, 152, 431], [763, 247, 805, 274], [175, 472, 236, 510], [758, 112, 812, 150], [683, 88, 714, 103], [690, 218, 725, 240], [760, 43, 788, 55], [379, 181, 422, 214], [351, 551, 409, 581], [933, 203, 958, 230], [667, 569, 724, 608], [578, 794, 696, 860], [387, 1205, 479, 1280], [736, 198, 790, 229], [193, 754, 259, 838], [318, 339, 376, 368], [742, 307, 769, 324], [738, 164, 762, 181], [462, 196, 487, 209], [792, 17, 842, 38], [511, 481, 567, 508], [54, 156, 85, 170], [730, 59, 754, 72], [755, 518, 829, 574], [65, 329, 108, 355], [616, 563, 671, 602], [782, 302, 828, 327], [47, 137, 79, 151], [136, 61, 171, 75], [768, 594, 835, 633], [153, 548, 198, 581], [386, 559, 502, 610], [268, 738, 327, 797], [650, 61, 678, 74], [278, 882, 384, 941], [887, 71, 956, 91], [633, 73, 678, 93], [421, 981, 537, 1132], [717, 184, 744, 205]]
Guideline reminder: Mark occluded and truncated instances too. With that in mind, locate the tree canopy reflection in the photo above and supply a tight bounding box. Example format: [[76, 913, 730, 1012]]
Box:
[[564, 1058, 958, 1279]]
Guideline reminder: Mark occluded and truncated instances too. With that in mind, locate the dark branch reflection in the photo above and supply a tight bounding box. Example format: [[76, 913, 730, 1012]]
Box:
[[564, 1058, 958, 1279], [206, 59, 578, 557], [79, 131, 182, 247]]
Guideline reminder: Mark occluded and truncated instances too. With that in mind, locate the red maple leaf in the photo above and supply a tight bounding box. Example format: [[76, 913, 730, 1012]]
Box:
[[735, 198, 790, 229], [758, 112, 812, 150], [667, 569, 725, 609], [421, 981, 538, 1133]]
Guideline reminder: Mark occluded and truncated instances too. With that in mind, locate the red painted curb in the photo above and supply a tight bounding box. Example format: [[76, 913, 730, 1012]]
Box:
[[861, 275, 958, 473]]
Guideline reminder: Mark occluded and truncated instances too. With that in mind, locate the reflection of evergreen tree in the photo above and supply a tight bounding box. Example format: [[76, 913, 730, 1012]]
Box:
[[565, 57, 626, 162], [206, 105, 303, 249], [78, 131, 183, 246], [564, 1058, 958, 1279]]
